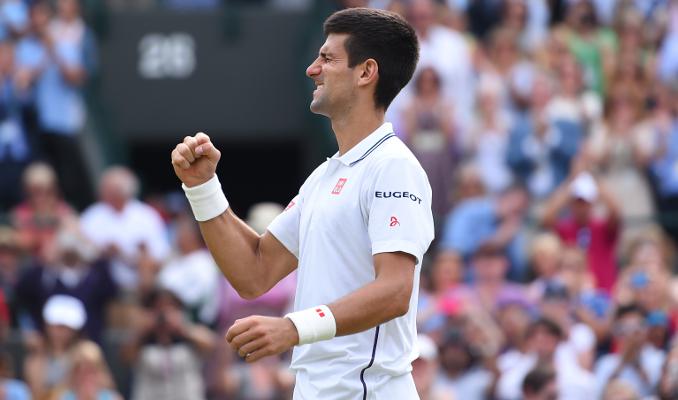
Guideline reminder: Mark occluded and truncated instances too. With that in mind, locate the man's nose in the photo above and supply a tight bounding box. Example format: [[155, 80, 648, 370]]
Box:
[[306, 58, 321, 78]]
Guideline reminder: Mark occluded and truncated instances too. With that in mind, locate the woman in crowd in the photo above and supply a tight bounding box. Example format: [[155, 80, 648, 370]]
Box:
[[11, 162, 76, 260], [50, 340, 121, 400], [586, 86, 656, 246], [24, 295, 86, 400], [402, 66, 456, 219]]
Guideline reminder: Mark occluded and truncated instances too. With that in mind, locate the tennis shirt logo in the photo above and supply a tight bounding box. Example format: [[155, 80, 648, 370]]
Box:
[[375, 191, 422, 204], [316, 308, 326, 317], [331, 178, 348, 195]]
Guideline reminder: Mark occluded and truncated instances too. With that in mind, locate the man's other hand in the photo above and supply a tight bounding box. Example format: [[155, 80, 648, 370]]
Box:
[[225, 316, 300, 363]]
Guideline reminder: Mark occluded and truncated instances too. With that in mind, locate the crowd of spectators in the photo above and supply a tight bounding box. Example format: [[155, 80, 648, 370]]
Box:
[[0, 0, 677, 399]]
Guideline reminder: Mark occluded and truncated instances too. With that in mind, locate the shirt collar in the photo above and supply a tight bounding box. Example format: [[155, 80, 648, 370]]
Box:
[[331, 122, 395, 167]]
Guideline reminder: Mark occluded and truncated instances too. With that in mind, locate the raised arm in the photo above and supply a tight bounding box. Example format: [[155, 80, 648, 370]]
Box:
[[171, 133, 297, 299]]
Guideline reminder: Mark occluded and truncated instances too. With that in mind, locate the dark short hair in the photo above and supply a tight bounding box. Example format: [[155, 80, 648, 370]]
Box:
[[615, 303, 647, 320], [522, 364, 556, 395], [526, 317, 563, 340], [473, 242, 506, 259], [323, 8, 419, 110]]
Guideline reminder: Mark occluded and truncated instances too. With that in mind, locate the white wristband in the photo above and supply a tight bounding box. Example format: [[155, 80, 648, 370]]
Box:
[[182, 175, 229, 222], [285, 305, 336, 345]]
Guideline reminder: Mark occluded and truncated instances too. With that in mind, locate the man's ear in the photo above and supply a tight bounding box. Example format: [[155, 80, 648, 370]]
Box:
[[357, 58, 379, 88]]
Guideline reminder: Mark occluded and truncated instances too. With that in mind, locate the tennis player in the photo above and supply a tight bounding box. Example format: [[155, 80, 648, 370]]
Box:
[[171, 8, 434, 399]]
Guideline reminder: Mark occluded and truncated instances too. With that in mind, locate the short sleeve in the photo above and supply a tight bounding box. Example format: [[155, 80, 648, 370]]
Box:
[[267, 194, 302, 259], [366, 157, 434, 263]]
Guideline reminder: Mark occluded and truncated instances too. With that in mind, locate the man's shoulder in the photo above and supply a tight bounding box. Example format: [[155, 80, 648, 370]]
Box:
[[369, 136, 423, 170]]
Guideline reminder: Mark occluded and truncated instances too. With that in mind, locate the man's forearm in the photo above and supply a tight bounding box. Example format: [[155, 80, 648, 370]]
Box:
[[199, 209, 269, 298], [329, 270, 413, 336]]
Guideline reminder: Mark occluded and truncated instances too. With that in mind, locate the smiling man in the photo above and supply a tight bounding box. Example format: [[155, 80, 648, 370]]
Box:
[[171, 7, 433, 399]]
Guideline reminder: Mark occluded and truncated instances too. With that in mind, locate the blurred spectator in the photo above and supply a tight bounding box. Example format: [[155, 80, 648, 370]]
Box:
[[648, 86, 678, 242], [539, 280, 596, 370], [125, 289, 215, 400], [558, 247, 611, 340], [541, 171, 621, 292], [11, 162, 76, 259], [432, 324, 493, 400], [586, 86, 655, 243], [399, 0, 474, 131], [0, 0, 28, 41], [595, 303, 665, 398], [418, 250, 464, 336], [412, 334, 455, 400], [50, 340, 121, 400], [157, 216, 220, 326], [24, 295, 86, 399], [476, 27, 536, 113], [559, 0, 616, 96], [659, 341, 678, 400], [656, 1, 678, 83], [507, 72, 584, 201], [496, 317, 595, 399], [15, 226, 117, 343], [440, 184, 529, 280], [80, 166, 169, 291], [15, 0, 94, 210], [0, 349, 30, 400], [612, 10, 654, 98], [545, 53, 602, 128], [521, 363, 557, 400], [0, 226, 23, 325], [498, 0, 550, 54], [450, 161, 485, 205], [465, 243, 528, 313], [496, 297, 533, 369], [466, 75, 513, 194], [526, 232, 562, 301], [402, 66, 455, 218], [0, 38, 31, 211]]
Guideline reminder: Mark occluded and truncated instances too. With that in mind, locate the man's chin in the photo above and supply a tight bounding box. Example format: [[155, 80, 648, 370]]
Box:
[[309, 101, 329, 117]]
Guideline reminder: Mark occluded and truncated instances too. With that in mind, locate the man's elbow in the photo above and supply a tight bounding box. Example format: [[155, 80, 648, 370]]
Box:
[[233, 284, 266, 300], [389, 287, 412, 319]]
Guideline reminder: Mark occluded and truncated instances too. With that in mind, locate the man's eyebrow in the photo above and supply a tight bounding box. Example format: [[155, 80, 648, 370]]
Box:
[[319, 51, 334, 58]]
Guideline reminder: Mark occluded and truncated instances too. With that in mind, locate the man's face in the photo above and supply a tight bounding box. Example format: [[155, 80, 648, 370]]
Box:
[[529, 326, 559, 361], [306, 33, 357, 118], [527, 380, 558, 400], [614, 313, 647, 350], [473, 254, 507, 282], [571, 198, 592, 224]]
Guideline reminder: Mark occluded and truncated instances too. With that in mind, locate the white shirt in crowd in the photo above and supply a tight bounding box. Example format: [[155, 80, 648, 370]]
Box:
[[268, 122, 435, 399], [81, 200, 170, 288], [594, 345, 666, 398], [158, 249, 220, 325], [496, 346, 596, 400]]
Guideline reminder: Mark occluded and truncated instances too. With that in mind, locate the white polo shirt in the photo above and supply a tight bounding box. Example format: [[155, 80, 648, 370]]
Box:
[[268, 122, 435, 399]]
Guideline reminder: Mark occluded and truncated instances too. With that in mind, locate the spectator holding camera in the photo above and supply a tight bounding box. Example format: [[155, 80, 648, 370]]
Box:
[[125, 289, 215, 400], [595, 303, 666, 398]]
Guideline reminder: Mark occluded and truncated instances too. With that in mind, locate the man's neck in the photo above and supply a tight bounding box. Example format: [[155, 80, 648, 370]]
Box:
[[331, 107, 385, 155]]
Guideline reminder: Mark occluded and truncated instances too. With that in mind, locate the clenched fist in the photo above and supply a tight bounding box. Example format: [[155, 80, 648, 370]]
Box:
[[171, 132, 221, 187]]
